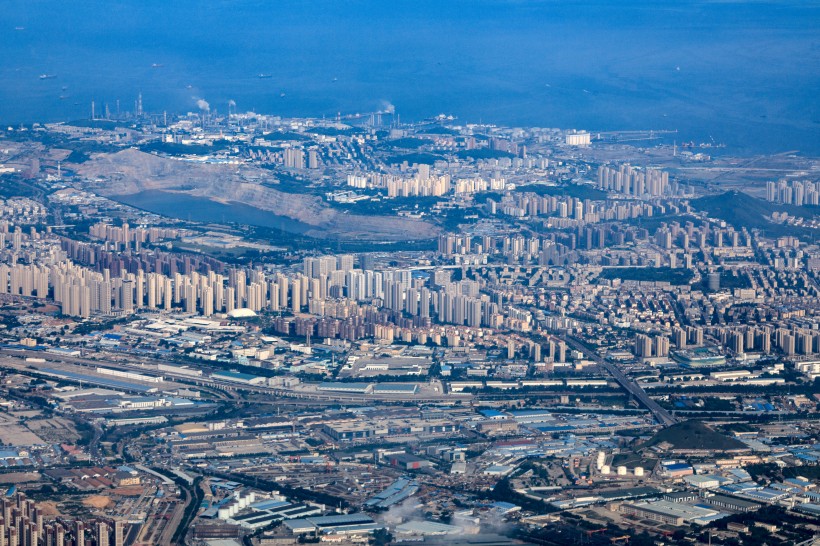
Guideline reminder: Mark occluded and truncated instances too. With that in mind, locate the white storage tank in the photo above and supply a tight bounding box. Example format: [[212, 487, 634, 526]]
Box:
[[634, 466, 644, 477], [596, 451, 606, 470], [617, 465, 627, 476], [601, 465, 611, 475]]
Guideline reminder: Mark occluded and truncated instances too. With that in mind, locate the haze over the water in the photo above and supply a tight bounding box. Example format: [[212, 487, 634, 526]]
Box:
[[1, 0, 818, 154]]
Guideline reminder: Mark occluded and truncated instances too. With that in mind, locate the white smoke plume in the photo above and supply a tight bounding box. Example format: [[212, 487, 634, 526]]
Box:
[[228, 99, 236, 107], [196, 98, 210, 111], [380, 101, 396, 114], [381, 499, 424, 525]]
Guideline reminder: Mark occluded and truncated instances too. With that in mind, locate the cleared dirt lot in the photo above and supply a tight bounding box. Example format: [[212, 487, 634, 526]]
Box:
[[26, 417, 81, 444], [0, 414, 45, 446]]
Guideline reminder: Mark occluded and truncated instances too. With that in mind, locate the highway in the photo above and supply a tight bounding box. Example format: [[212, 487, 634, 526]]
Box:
[[563, 336, 678, 427]]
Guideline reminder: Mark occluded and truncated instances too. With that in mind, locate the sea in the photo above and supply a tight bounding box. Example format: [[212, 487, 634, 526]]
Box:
[[1, 0, 818, 155]]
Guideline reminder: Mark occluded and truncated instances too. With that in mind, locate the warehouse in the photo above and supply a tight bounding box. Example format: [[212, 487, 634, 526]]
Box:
[[662, 462, 694, 478], [158, 363, 203, 377], [96, 367, 163, 383], [344, 356, 431, 377], [228, 500, 322, 529], [683, 474, 721, 490], [704, 494, 760, 513], [317, 382, 373, 394], [395, 521, 462, 537], [320, 421, 373, 442], [211, 371, 267, 386], [365, 478, 419, 508], [619, 502, 684, 526], [372, 383, 418, 395], [619, 500, 725, 526], [40, 368, 157, 393], [283, 513, 382, 535], [796, 503, 820, 517], [388, 453, 433, 470]]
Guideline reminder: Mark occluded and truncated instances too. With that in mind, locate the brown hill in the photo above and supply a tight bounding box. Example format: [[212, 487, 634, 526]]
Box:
[[73, 148, 440, 242]]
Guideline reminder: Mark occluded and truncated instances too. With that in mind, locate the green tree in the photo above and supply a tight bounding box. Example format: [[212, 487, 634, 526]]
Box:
[[371, 528, 393, 546]]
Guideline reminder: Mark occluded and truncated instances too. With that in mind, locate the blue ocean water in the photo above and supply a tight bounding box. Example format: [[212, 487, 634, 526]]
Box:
[[1, 0, 818, 154]]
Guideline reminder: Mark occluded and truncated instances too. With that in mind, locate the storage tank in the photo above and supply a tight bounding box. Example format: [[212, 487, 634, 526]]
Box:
[[601, 465, 611, 475], [634, 466, 644, 477], [617, 465, 627, 476], [596, 451, 606, 470]]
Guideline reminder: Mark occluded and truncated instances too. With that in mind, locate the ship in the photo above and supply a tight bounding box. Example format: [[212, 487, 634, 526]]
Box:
[[39, 74, 56, 80], [258, 73, 273, 79], [151, 63, 164, 68]]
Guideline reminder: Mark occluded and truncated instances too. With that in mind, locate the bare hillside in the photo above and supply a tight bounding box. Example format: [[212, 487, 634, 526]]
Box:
[[72, 149, 439, 241]]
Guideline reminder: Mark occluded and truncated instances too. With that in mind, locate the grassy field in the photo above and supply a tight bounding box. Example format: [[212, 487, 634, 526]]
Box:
[[598, 267, 694, 285]]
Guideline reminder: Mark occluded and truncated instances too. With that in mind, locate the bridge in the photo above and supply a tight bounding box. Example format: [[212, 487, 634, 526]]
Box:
[[563, 336, 678, 427]]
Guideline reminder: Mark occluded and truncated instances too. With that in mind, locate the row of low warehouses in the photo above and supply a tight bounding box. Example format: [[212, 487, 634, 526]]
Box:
[[211, 405, 654, 445], [448, 379, 610, 392], [317, 382, 419, 395], [39, 368, 159, 393], [201, 489, 384, 534], [319, 418, 458, 442], [201, 491, 325, 530]]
